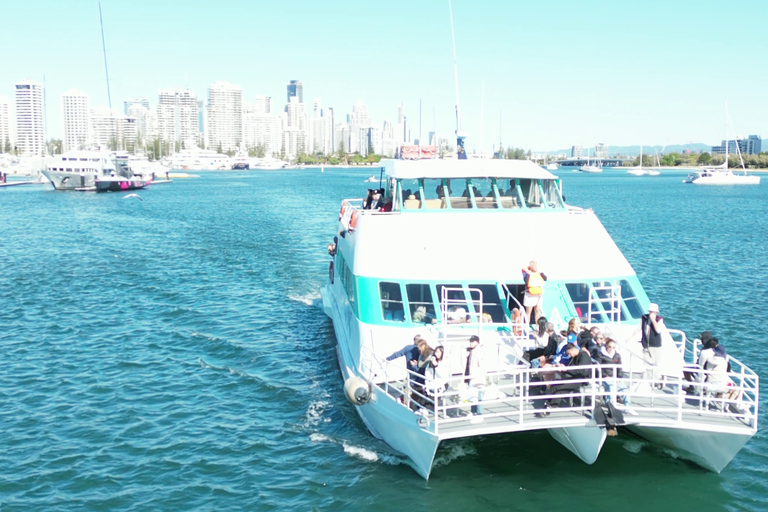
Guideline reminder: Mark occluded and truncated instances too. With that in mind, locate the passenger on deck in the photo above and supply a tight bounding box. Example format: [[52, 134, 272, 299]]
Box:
[[374, 188, 385, 209], [424, 345, 448, 412], [597, 338, 632, 409], [697, 334, 740, 407], [363, 189, 374, 209], [463, 335, 485, 421], [522, 261, 547, 323], [641, 303, 664, 388], [386, 335, 427, 375], [578, 327, 600, 360], [550, 343, 594, 407], [525, 317, 549, 362]]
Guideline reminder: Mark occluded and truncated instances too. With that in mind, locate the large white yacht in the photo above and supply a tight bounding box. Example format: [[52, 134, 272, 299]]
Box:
[[322, 157, 758, 478], [684, 164, 760, 185], [166, 148, 232, 170], [41, 149, 118, 190]]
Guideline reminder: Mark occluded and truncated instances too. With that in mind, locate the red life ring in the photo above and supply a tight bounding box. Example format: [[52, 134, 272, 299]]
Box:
[[349, 211, 359, 231], [339, 203, 346, 220]]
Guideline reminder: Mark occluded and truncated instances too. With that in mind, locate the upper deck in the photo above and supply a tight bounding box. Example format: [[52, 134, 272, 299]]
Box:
[[377, 158, 565, 212]]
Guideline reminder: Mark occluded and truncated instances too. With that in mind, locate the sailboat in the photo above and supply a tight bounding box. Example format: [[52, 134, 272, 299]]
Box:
[[626, 145, 649, 176], [579, 147, 601, 173], [684, 104, 760, 185]]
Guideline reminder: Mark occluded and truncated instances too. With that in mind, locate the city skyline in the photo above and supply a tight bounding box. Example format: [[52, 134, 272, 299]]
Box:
[[1, 0, 767, 153]]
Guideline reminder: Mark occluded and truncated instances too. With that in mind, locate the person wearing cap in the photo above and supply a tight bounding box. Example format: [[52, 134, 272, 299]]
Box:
[[641, 303, 665, 388]]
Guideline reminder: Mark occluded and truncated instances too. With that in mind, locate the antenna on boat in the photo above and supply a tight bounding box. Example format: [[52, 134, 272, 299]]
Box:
[[725, 99, 747, 172], [99, 2, 112, 111], [448, 0, 467, 159]]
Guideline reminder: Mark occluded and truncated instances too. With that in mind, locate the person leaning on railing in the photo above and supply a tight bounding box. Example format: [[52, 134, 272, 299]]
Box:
[[550, 343, 594, 407]]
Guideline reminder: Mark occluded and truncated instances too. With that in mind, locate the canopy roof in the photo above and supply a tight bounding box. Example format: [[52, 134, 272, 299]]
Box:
[[382, 158, 557, 180]]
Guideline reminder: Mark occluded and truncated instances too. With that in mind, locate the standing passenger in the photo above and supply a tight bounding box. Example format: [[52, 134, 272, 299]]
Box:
[[522, 260, 547, 324], [641, 303, 665, 388]]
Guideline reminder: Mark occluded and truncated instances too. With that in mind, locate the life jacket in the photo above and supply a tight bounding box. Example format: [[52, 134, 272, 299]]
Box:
[[526, 271, 544, 295]]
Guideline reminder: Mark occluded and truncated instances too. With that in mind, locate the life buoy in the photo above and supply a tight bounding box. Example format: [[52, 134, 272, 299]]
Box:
[[329, 261, 334, 283], [349, 211, 359, 231], [339, 203, 346, 220]]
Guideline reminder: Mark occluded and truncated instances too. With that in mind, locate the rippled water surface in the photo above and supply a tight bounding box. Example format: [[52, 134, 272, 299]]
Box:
[[1, 168, 766, 511]]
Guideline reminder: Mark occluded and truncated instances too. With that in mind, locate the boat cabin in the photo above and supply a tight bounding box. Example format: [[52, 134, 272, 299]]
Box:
[[382, 159, 565, 211]]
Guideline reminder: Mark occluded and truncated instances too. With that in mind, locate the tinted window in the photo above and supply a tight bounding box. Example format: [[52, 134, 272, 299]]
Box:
[[469, 284, 505, 322], [436, 284, 467, 321], [471, 178, 498, 209], [620, 279, 644, 319], [406, 284, 436, 323], [380, 282, 405, 322]]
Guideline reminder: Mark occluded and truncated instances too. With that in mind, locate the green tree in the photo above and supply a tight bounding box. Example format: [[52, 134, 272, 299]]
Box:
[[697, 152, 712, 165], [3, 137, 11, 154]]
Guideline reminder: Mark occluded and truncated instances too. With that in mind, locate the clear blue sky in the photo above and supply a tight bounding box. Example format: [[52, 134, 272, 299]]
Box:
[[1, 0, 766, 152]]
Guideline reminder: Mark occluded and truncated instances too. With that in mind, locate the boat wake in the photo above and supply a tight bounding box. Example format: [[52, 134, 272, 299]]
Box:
[[305, 400, 332, 427], [433, 440, 478, 468], [309, 433, 402, 466], [621, 439, 647, 454], [287, 291, 323, 308]]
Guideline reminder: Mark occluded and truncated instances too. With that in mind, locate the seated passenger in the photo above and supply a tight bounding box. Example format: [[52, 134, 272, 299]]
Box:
[[550, 343, 594, 406], [363, 189, 374, 209], [578, 327, 600, 360], [698, 334, 741, 407], [447, 305, 468, 324], [597, 338, 632, 409]]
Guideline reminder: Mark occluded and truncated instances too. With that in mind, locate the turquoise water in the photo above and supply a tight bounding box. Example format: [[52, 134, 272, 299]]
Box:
[[1, 168, 766, 511]]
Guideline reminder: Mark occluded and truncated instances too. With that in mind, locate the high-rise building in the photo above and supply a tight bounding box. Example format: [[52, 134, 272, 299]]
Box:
[[350, 100, 370, 154], [282, 96, 307, 157], [311, 98, 325, 155], [62, 89, 90, 152], [157, 88, 199, 147], [126, 103, 150, 142], [243, 101, 282, 156], [712, 135, 762, 156], [335, 122, 349, 153], [254, 95, 272, 114], [0, 95, 12, 151], [595, 143, 608, 159], [123, 97, 149, 115], [367, 127, 382, 156], [90, 106, 137, 150], [14, 80, 44, 156], [207, 81, 243, 152], [287, 80, 303, 103], [571, 145, 583, 158], [324, 107, 335, 156]]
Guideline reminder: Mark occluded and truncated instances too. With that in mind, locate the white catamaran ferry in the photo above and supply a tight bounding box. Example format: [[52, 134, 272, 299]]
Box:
[[321, 158, 758, 478]]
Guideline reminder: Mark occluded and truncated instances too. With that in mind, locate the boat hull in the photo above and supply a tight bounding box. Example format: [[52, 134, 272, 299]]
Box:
[[548, 421, 607, 464], [41, 170, 97, 190], [626, 424, 754, 472], [94, 178, 150, 192]]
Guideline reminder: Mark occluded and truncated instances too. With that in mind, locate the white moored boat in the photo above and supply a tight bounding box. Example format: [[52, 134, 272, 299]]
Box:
[[321, 158, 758, 478], [683, 165, 760, 185]]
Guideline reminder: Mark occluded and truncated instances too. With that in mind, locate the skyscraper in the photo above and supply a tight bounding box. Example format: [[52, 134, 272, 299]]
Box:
[[350, 100, 370, 154], [207, 81, 243, 152], [287, 80, 303, 103], [0, 95, 11, 151], [62, 89, 90, 152], [123, 97, 149, 115], [14, 80, 44, 156], [253, 95, 273, 114], [90, 107, 137, 151], [157, 88, 199, 147]]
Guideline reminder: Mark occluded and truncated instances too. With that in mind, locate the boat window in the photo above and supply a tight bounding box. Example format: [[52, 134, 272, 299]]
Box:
[[566, 283, 591, 322], [468, 178, 496, 209], [504, 283, 526, 313], [406, 284, 436, 324], [400, 178, 421, 209], [80, 158, 87, 161], [379, 282, 405, 322], [436, 284, 468, 322], [468, 284, 505, 322], [498, 178, 521, 209], [591, 280, 626, 322], [422, 178, 446, 209], [521, 179, 544, 208], [619, 279, 644, 319], [543, 180, 564, 208]]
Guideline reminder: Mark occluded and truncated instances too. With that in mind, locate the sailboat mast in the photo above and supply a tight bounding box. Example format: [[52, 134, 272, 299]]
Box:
[[99, 2, 112, 110], [448, 0, 466, 159]]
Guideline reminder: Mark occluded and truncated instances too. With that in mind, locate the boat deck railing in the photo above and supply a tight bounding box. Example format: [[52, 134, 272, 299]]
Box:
[[362, 332, 758, 438]]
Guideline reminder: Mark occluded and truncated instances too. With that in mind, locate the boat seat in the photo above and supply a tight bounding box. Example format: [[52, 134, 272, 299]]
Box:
[[475, 197, 498, 209], [499, 197, 519, 209], [423, 199, 444, 209], [403, 198, 421, 209], [449, 197, 472, 209]]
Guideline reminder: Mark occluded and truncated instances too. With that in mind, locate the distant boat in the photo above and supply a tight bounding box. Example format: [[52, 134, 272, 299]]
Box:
[[546, 163, 558, 171], [579, 148, 602, 173], [365, 175, 378, 182]]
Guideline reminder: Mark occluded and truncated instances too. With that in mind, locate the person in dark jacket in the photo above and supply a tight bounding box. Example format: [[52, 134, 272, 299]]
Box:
[[386, 335, 426, 374], [550, 343, 593, 406], [641, 303, 665, 388]]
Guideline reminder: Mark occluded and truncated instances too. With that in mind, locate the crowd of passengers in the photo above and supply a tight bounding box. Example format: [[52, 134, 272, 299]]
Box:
[[385, 315, 744, 422]]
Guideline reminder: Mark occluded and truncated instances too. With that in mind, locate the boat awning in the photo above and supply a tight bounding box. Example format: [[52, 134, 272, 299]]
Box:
[[382, 159, 557, 180]]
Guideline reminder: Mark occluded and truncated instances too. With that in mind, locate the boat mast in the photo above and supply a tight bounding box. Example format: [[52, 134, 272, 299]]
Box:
[[99, 2, 115, 151], [448, 0, 466, 159]]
